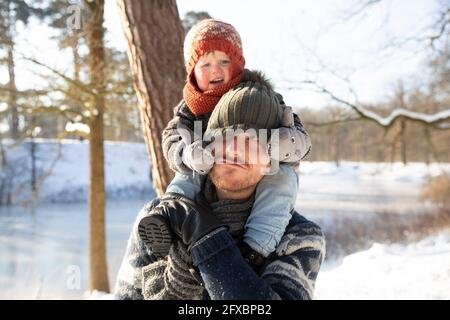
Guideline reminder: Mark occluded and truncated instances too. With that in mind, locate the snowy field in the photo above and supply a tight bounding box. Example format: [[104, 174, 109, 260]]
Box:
[[315, 231, 450, 300], [1, 140, 450, 299], [1, 139, 155, 203]]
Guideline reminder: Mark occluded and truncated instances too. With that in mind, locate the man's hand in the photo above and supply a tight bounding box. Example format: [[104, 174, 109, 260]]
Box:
[[163, 193, 226, 252], [182, 140, 215, 174]]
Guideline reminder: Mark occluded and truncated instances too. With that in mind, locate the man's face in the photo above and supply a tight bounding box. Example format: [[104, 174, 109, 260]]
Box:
[[209, 133, 270, 193]]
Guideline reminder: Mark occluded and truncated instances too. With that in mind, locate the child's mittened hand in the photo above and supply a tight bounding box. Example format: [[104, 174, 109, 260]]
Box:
[[280, 106, 295, 127], [182, 140, 215, 174], [268, 127, 301, 163]]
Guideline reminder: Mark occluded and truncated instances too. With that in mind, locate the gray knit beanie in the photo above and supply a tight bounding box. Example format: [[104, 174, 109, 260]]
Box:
[[205, 80, 282, 138]]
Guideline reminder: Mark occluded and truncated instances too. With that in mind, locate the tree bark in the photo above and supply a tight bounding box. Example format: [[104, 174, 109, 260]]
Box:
[[5, 1, 18, 139], [84, 0, 110, 293], [70, 30, 81, 82], [116, 0, 185, 196], [400, 119, 407, 165], [333, 124, 341, 166]]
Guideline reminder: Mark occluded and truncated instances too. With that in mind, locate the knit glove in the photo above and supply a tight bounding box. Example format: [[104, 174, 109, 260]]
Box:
[[182, 140, 215, 174], [161, 193, 228, 252]]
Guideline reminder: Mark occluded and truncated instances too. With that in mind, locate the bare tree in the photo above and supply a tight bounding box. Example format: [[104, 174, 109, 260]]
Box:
[[286, 1, 450, 160], [116, 0, 185, 196], [47, 0, 87, 82], [0, 1, 54, 139], [313, 82, 450, 129], [341, 0, 449, 51], [84, 0, 109, 293]]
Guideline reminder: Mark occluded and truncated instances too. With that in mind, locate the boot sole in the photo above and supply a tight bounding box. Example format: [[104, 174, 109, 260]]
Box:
[[138, 215, 173, 259]]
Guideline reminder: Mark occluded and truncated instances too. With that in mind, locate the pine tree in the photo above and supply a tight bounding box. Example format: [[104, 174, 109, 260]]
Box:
[[117, 0, 185, 196]]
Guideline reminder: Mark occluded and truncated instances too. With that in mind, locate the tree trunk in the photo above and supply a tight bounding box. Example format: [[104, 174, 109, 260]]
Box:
[[85, 0, 110, 293], [70, 31, 81, 82], [116, 0, 185, 196], [399, 119, 407, 165], [6, 4, 19, 140], [333, 124, 341, 167], [30, 139, 36, 194]]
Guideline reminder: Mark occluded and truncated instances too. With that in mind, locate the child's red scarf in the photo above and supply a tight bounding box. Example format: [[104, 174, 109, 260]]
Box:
[[183, 65, 243, 116]]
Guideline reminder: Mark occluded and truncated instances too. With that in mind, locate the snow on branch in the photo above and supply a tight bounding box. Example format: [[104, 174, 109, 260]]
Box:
[[301, 81, 450, 130], [357, 107, 450, 127], [65, 122, 90, 136]]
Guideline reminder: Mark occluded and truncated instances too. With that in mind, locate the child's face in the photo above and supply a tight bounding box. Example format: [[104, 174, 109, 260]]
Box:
[[194, 50, 231, 91]]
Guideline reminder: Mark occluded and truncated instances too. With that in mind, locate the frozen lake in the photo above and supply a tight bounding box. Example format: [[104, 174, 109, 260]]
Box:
[[297, 161, 429, 217], [0, 199, 147, 299]]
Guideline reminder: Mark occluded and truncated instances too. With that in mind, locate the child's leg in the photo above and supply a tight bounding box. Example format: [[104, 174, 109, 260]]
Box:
[[244, 164, 299, 257], [165, 172, 205, 200], [139, 172, 205, 258]]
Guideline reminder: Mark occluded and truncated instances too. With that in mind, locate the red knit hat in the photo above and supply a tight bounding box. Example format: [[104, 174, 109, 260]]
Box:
[[183, 19, 246, 116]]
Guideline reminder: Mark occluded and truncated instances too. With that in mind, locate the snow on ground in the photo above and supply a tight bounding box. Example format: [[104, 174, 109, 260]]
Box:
[[84, 290, 114, 300], [43, 139, 155, 202], [297, 161, 450, 218], [3, 139, 155, 203], [315, 230, 450, 300]]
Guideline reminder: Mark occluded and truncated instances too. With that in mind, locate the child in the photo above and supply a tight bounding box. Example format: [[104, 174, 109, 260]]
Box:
[[139, 19, 311, 265]]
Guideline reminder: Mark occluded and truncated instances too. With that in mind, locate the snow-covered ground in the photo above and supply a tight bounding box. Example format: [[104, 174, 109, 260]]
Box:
[[1, 140, 450, 299], [315, 231, 450, 300], [298, 161, 448, 217], [2, 139, 155, 203]]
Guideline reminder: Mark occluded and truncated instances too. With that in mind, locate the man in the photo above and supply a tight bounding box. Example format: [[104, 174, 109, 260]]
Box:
[[115, 77, 325, 300]]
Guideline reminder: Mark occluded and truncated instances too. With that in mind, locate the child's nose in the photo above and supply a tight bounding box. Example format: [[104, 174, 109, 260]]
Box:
[[211, 63, 223, 75]]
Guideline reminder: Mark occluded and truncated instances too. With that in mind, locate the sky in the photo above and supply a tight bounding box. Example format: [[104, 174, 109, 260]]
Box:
[[0, 0, 443, 110], [174, 0, 442, 108]]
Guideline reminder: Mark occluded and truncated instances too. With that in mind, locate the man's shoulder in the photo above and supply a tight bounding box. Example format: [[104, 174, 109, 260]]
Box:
[[143, 197, 161, 211], [275, 211, 326, 257], [288, 211, 323, 234], [133, 198, 161, 226], [137, 193, 194, 219], [175, 99, 211, 121], [136, 197, 158, 214]]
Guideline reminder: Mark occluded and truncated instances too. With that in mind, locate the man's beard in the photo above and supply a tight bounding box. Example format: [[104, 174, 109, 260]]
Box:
[[209, 165, 257, 194]]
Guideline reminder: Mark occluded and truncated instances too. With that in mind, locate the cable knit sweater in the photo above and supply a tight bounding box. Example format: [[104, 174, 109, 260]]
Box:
[[115, 180, 325, 300]]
